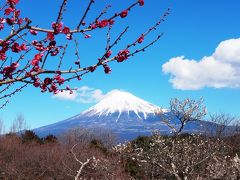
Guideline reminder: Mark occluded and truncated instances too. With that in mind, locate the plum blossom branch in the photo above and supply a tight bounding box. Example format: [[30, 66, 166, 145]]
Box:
[[56, 0, 68, 24], [76, 0, 95, 30], [0, 0, 169, 107], [93, 4, 111, 25], [0, 20, 31, 46], [0, 82, 27, 100], [0, 99, 9, 109]]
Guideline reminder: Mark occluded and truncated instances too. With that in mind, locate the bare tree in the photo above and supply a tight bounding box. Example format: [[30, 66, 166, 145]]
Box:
[[9, 113, 27, 133], [157, 98, 207, 135], [61, 127, 117, 149], [208, 113, 236, 137], [91, 127, 117, 149], [0, 118, 4, 135], [233, 120, 240, 135], [61, 127, 97, 146]]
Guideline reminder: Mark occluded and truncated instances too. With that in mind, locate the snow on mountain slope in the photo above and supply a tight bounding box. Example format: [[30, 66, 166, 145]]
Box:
[[76, 90, 167, 121]]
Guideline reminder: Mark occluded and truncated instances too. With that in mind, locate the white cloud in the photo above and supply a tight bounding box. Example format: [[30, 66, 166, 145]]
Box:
[[162, 38, 240, 90], [53, 90, 78, 101], [52, 86, 106, 103]]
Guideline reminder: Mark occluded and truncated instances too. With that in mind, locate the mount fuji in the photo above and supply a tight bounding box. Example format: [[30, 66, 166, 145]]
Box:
[[34, 90, 208, 141]]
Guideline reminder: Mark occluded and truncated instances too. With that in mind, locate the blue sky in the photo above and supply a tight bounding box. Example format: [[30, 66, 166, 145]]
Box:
[[1, 0, 240, 130]]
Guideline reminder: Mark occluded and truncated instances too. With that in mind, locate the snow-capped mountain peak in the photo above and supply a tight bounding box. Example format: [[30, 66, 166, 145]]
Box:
[[34, 90, 211, 141], [81, 90, 166, 119]]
